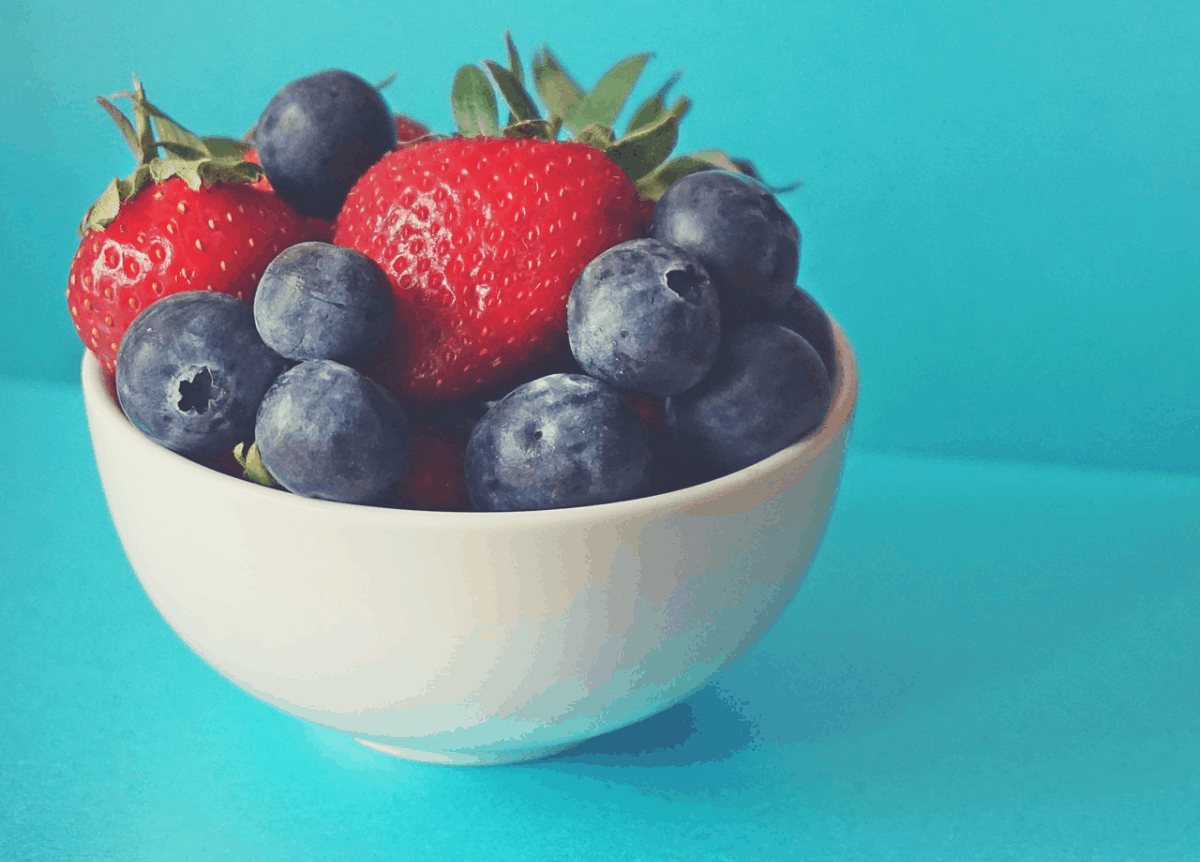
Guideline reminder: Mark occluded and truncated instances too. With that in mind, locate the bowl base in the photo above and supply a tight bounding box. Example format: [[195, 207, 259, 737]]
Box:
[[353, 737, 579, 766]]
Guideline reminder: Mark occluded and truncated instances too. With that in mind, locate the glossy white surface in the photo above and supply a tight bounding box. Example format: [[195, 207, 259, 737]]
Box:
[[82, 324, 858, 765]]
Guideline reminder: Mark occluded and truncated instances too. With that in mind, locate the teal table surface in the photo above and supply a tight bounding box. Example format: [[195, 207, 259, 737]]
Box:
[[3, 376, 1197, 861]]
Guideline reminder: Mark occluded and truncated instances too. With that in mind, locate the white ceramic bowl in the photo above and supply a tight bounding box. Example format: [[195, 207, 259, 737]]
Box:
[[82, 322, 858, 765]]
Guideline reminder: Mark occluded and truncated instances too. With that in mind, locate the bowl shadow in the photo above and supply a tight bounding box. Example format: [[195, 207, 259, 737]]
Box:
[[539, 685, 757, 767]]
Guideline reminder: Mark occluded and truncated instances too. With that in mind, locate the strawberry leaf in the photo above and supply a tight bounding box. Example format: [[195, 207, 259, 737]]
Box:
[[95, 96, 141, 162], [81, 179, 122, 234], [233, 442, 280, 488], [155, 139, 207, 161], [532, 47, 584, 127], [504, 31, 523, 85], [575, 123, 616, 150], [503, 117, 557, 140], [689, 149, 802, 194], [483, 60, 540, 123], [452, 65, 499, 137], [570, 53, 652, 132], [627, 71, 681, 134], [604, 96, 687, 182], [200, 136, 252, 158]]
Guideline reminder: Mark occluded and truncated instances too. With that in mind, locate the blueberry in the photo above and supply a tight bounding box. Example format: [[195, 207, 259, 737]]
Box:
[[465, 374, 652, 511], [116, 291, 289, 461], [664, 322, 831, 479], [726, 285, 837, 384], [771, 286, 837, 384], [567, 238, 721, 397], [254, 242, 393, 366], [255, 70, 397, 220], [254, 360, 411, 505], [651, 170, 799, 317]]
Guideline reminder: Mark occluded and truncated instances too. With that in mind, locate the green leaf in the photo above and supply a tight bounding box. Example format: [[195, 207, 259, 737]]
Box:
[[375, 70, 398, 90], [626, 71, 681, 134], [451, 65, 499, 136], [81, 178, 122, 233], [155, 139, 207, 161], [95, 96, 141, 161], [603, 96, 688, 182], [502, 117, 557, 140], [135, 92, 210, 159], [687, 149, 743, 173], [504, 31, 523, 84], [110, 81, 156, 161], [233, 442, 280, 488], [199, 158, 261, 185], [200, 136, 252, 158], [532, 47, 584, 126], [574, 123, 616, 150], [571, 53, 652, 132], [483, 60, 540, 123], [689, 149, 802, 194], [633, 154, 714, 200]]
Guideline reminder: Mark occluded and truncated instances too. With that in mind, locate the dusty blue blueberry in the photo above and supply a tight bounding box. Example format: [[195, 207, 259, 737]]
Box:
[[116, 291, 289, 461], [254, 242, 393, 366], [651, 170, 799, 317], [465, 374, 652, 511], [255, 70, 397, 219], [664, 322, 831, 479], [567, 238, 721, 397], [771, 286, 837, 384], [255, 360, 410, 505], [727, 285, 837, 384]]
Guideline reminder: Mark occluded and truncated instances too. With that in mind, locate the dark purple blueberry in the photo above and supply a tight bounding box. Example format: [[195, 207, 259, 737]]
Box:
[[255, 70, 397, 220], [116, 291, 289, 461], [254, 242, 393, 366], [254, 360, 410, 505], [772, 286, 837, 383], [664, 322, 831, 479], [651, 170, 799, 317], [465, 374, 652, 511], [567, 238, 721, 397], [726, 285, 838, 384]]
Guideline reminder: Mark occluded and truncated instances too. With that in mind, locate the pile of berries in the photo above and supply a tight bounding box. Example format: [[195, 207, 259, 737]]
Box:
[[68, 37, 838, 512]]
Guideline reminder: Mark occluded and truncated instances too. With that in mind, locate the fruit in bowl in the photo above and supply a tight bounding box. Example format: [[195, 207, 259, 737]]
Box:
[[72, 36, 858, 764]]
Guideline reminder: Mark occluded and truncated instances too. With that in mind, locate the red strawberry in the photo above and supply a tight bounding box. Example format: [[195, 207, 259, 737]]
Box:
[[633, 196, 656, 237], [397, 426, 470, 511], [202, 448, 247, 480], [335, 135, 641, 405], [67, 82, 311, 378], [394, 113, 431, 145]]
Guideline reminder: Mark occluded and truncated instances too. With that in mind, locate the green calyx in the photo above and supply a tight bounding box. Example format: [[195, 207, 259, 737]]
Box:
[[232, 441, 280, 488], [450, 33, 779, 199], [80, 78, 260, 234]]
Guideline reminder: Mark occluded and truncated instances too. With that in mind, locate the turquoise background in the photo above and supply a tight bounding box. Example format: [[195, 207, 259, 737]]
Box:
[[5, 0, 1200, 472], [3, 1, 1199, 859]]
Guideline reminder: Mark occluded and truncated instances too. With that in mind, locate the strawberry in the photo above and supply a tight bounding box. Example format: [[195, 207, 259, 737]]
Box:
[[333, 36, 750, 406], [67, 81, 311, 378], [397, 426, 470, 511], [394, 113, 431, 145], [335, 135, 641, 405]]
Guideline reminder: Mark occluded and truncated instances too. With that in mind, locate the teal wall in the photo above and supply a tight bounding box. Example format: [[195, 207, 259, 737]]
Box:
[[4, 0, 1198, 473]]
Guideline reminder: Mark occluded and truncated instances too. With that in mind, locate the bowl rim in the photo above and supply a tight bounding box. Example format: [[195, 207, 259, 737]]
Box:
[[82, 320, 858, 526]]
